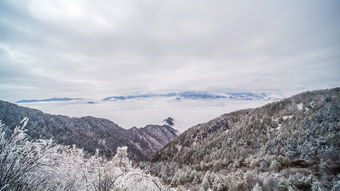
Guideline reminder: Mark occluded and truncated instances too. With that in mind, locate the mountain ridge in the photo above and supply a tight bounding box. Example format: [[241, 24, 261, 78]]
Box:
[[154, 88, 340, 162], [149, 87, 340, 190], [0, 100, 177, 161]]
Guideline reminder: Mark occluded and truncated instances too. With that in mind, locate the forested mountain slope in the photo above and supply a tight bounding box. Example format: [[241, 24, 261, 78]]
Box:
[[0, 101, 177, 161], [150, 88, 340, 190]]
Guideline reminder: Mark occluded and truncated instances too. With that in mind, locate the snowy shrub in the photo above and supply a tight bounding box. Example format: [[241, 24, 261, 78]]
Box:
[[270, 160, 282, 172], [278, 173, 313, 191], [201, 171, 211, 190], [312, 181, 328, 191], [210, 173, 226, 191], [252, 183, 263, 191], [331, 180, 340, 191]]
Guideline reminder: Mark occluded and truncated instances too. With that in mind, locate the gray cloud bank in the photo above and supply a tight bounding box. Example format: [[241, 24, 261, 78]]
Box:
[[0, 0, 339, 101], [0, 0, 339, 128]]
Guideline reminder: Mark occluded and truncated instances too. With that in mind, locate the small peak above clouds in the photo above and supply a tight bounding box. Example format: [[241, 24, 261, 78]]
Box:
[[163, 117, 174, 126]]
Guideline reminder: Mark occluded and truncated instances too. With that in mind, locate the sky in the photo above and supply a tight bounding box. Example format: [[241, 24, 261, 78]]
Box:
[[0, 0, 339, 130]]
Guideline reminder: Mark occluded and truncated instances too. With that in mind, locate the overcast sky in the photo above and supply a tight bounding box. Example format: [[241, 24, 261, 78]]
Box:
[[0, 0, 339, 128]]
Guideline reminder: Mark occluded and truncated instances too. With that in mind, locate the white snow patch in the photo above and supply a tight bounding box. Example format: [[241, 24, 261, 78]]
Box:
[[272, 118, 283, 131], [277, 123, 282, 130], [297, 103, 303, 110], [175, 144, 182, 152], [283, 115, 293, 120], [20, 117, 29, 127], [270, 125, 281, 132]]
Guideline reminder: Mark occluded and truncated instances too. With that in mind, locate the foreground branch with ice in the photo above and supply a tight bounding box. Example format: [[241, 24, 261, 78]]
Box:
[[0, 118, 168, 191]]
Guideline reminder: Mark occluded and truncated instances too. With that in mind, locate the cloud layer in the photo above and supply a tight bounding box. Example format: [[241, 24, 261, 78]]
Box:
[[0, 0, 339, 128], [1, 0, 339, 101]]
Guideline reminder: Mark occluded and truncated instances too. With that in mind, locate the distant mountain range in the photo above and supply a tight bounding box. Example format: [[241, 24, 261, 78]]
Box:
[[16, 91, 281, 103], [16, 97, 83, 103], [0, 100, 178, 161], [102, 91, 275, 101]]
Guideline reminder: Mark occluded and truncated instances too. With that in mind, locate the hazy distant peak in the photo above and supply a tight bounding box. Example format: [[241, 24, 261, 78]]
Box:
[[15, 91, 281, 105], [102, 91, 281, 102], [16, 97, 83, 103]]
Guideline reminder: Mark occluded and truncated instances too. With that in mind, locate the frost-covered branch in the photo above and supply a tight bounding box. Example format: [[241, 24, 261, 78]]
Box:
[[0, 118, 168, 191]]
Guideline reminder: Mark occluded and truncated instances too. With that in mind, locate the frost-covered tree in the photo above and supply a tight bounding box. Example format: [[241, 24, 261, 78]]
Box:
[[331, 180, 340, 191], [312, 181, 328, 191], [211, 173, 225, 191], [0, 118, 54, 191], [0, 118, 168, 191], [252, 183, 263, 191], [201, 171, 211, 190], [112, 146, 132, 172], [42, 140, 166, 191], [44, 145, 125, 191]]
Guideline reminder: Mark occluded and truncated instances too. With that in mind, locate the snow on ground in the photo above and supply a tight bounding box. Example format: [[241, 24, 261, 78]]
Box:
[[297, 103, 303, 110], [282, 115, 293, 120]]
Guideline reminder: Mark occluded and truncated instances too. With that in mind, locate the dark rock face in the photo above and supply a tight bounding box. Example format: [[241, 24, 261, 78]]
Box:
[[127, 124, 178, 159], [0, 101, 177, 161]]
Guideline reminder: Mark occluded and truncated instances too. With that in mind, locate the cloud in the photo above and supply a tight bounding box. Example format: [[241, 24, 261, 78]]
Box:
[[0, 0, 339, 127], [18, 96, 272, 131], [1, 0, 339, 101]]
